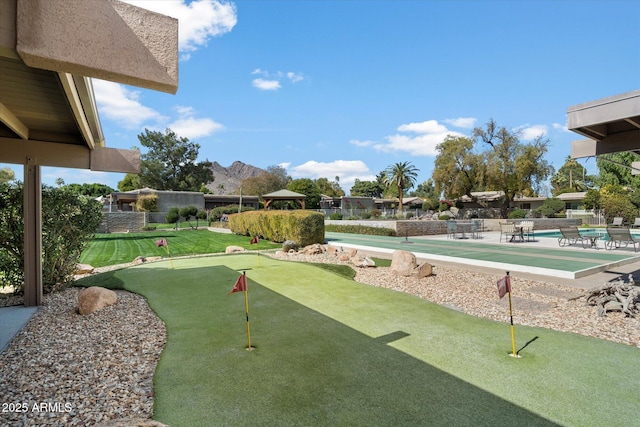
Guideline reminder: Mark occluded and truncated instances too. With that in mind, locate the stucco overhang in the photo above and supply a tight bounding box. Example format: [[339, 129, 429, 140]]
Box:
[[569, 90, 640, 171]]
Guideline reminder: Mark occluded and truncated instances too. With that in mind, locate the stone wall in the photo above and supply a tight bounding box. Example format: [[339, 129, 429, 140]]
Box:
[[98, 212, 147, 233], [326, 218, 583, 237]]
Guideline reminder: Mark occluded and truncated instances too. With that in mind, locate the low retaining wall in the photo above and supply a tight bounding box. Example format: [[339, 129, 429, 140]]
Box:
[[326, 218, 582, 237], [98, 212, 148, 233]]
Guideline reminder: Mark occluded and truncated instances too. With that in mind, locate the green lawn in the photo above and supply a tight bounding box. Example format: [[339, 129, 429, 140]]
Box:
[[80, 230, 280, 267], [76, 254, 640, 426]]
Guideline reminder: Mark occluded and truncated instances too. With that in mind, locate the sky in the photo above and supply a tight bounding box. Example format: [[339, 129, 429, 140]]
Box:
[[3, 0, 639, 195]]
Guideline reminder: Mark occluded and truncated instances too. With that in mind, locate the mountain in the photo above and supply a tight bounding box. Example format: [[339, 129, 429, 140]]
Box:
[[206, 161, 265, 194]]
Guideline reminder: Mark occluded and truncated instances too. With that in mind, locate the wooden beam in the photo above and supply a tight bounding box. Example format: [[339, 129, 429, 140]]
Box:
[[0, 138, 140, 172], [0, 101, 29, 139]]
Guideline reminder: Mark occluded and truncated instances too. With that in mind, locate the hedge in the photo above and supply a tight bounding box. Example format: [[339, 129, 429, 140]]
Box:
[[228, 210, 325, 246]]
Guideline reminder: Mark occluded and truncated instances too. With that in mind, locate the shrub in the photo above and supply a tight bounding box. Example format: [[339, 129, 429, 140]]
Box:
[[537, 198, 565, 218], [210, 205, 254, 222], [165, 207, 180, 225], [229, 210, 325, 246], [135, 193, 158, 212], [329, 213, 343, 220], [405, 212, 414, 219], [0, 182, 102, 294], [360, 211, 372, 219], [324, 224, 396, 236], [370, 209, 382, 218], [439, 214, 451, 221], [508, 209, 527, 219]]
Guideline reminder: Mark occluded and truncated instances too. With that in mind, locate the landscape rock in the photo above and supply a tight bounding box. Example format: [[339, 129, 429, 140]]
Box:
[[412, 262, 433, 279], [225, 246, 246, 254], [327, 245, 339, 256], [78, 286, 117, 315], [390, 250, 417, 276], [303, 243, 325, 255], [352, 255, 376, 268], [132, 256, 147, 265], [348, 248, 358, 258], [75, 263, 95, 275], [283, 240, 299, 252]]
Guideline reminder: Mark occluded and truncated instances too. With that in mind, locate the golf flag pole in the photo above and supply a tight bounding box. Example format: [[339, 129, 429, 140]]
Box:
[[497, 271, 518, 358], [506, 272, 517, 357], [156, 238, 174, 269], [229, 271, 253, 351]]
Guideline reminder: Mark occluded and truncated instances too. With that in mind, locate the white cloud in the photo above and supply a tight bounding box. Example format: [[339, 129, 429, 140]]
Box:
[[251, 69, 304, 89], [92, 79, 165, 128], [519, 124, 548, 140], [397, 120, 448, 134], [444, 117, 477, 129], [278, 162, 292, 169], [553, 122, 569, 132], [286, 72, 304, 83], [349, 139, 376, 147], [372, 120, 462, 156], [167, 105, 224, 139], [252, 78, 281, 91], [286, 160, 376, 193], [123, 1, 237, 56]]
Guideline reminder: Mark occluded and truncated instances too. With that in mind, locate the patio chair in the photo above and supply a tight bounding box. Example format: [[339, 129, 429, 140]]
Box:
[[519, 220, 534, 242], [471, 219, 483, 239], [631, 218, 640, 228], [605, 226, 640, 252], [446, 220, 457, 239], [499, 223, 516, 243], [558, 226, 588, 248], [610, 217, 624, 227]]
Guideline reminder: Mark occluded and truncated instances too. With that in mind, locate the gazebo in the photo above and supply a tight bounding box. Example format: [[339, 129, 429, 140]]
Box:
[[262, 189, 306, 210]]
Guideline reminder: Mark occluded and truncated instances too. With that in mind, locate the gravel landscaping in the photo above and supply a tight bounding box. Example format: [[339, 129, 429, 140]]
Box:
[[1, 250, 638, 426]]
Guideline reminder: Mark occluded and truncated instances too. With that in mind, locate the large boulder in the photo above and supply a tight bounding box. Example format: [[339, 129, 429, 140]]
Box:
[[225, 246, 246, 254], [352, 255, 376, 268], [390, 250, 417, 276], [412, 262, 433, 279], [75, 263, 94, 275], [302, 243, 325, 255], [78, 287, 117, 315], [282, 240, 299, 252]]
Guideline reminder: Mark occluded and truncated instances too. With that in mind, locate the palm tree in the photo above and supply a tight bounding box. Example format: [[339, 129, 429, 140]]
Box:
[[382, 161, 419, 215]]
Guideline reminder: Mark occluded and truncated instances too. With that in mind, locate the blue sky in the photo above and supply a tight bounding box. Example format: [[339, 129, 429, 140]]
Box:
[[4, 0, 639, 194]]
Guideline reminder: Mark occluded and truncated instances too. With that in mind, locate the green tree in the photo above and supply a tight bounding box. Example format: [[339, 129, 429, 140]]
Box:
[[0, 182, 103, 294], [63, 183, 115, 197], [432, 135, 484, 201], [600, 184, 638, 223], [0, 167, 16, 183], [240, 165, 290, 196], [118, 173, 142, 192], [381, 161, 419, 215], [350, 177, 384, 198], [315, 176, 345, 197], [596, 152, 640, 190], [582, 188, 601, 210], [410, 179, 440, 210], [288, 178, 321, 209], [550, 156, 593, 195], [472, 119, 553, 218], [536, 197, 565, 218], [137, 128, 214, 191]]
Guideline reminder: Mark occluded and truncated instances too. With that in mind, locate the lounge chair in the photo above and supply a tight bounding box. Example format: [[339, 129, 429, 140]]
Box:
[[471, 219, 483, 239], [610, 217, 624, 227], [605, 226, 640, 252], [446, 221, 457, 239], [558, 226, 588, 248], [499, 223, 516, 243], [519, 220, 534, 242], [631, 218, 640, 228]]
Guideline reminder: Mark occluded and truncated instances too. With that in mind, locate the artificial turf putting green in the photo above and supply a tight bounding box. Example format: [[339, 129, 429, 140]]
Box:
[[77, 254, 640, 426]]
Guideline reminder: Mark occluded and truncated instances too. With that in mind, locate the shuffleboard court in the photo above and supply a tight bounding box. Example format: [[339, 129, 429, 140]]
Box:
[[325, 232, 639, 279]]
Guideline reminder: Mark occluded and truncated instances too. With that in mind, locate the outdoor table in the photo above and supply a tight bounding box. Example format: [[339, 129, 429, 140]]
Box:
[[456, 221, 473, 239], [580, 230, 606, 249]]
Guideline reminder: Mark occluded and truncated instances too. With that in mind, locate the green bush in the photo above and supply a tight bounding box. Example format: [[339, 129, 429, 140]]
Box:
[[329, 213, 343, 220], [324, 224, 396, 236], [405, 212, 414, 219], [360, 211, 372, 219], [0, 182, 102, 294], [229, 210, 325, 246], [537, 198, 565, 218], [439, 214, 451, 221], [135, 193, 158, 212], [508, 209, 527, 219], [371, 209, 382, 218], [210, 205, 254, 222]]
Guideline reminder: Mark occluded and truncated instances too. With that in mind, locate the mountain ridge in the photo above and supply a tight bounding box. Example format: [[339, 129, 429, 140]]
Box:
[[206, 161, 265, 194]]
